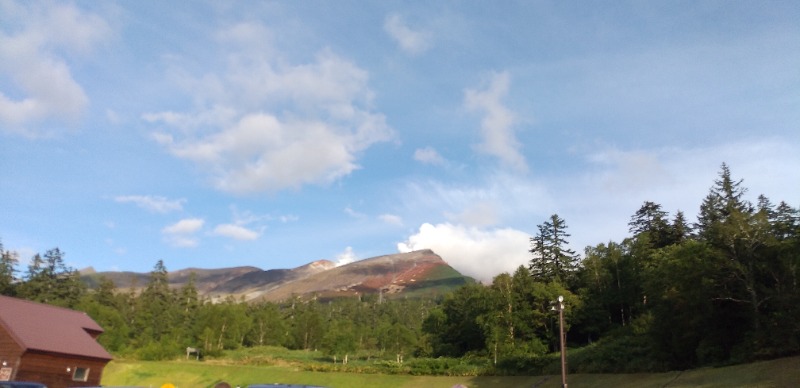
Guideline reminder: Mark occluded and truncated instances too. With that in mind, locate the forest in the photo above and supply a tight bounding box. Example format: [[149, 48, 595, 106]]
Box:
[[1, 163, 798, 375]]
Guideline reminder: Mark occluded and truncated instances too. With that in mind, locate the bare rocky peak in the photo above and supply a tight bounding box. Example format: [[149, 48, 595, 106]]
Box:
[[82, 249, 469, 302]]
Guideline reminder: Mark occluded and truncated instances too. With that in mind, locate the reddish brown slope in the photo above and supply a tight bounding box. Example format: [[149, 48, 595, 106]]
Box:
[[81, 249, 470, 301], [254, 249, 462, 302]]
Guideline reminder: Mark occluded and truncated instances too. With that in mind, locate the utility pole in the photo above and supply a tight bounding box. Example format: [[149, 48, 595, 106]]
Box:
[[552, 295, 567, 388]]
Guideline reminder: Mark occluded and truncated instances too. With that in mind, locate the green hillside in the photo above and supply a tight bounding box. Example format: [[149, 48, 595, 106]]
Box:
[[400, 263, 476, 299]]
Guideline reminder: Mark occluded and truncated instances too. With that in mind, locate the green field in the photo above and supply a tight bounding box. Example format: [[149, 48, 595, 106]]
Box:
[[101, 355, 800, 388]]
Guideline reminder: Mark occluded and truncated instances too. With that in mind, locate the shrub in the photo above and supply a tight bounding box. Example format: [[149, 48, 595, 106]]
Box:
[[566, 330, 667, 373], [136, 341, 181, 361]]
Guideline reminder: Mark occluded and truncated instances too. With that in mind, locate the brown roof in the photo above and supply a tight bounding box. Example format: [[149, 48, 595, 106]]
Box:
[[0, 295, 113, 361]]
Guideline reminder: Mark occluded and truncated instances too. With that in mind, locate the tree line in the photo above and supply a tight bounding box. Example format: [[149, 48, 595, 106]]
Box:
[[422, 164, 799, 372], [0, 247, 434, 363], [1, 163, 798, 373]]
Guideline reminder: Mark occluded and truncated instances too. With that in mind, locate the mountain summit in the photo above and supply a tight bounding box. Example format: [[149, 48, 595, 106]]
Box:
[[82, 249, 472, 302]]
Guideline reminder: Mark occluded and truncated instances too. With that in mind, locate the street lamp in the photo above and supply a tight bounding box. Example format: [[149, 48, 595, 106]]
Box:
[[552, 295, 567, 388]]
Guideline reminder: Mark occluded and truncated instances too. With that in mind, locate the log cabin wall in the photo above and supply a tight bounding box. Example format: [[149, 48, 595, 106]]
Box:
[[13, 351, 106, 388], [0, 323, 24, 381]]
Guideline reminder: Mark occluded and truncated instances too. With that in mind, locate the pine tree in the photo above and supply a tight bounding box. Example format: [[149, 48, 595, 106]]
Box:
[[628, 201, 671, 247], [0, 241, 19, 296], [697, 163, 752, 240], [697, 166, 769, 334], [137, 260, 175, 343], [17, 248, 85, 307], [529, 214, 579, 283], [670, 210, 691, 244], [772, 201, 799, 240]]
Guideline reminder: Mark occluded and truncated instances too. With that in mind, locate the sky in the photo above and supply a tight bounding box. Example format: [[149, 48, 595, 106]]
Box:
[[1, 1, 799, 283]]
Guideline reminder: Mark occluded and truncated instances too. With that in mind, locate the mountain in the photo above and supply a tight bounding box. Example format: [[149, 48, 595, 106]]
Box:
[[81, 249, 472, 302]]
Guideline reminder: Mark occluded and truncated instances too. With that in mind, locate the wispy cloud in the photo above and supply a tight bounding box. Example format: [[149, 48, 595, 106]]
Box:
[[163, 218, 204, 234], [280, 215, 299, 223], [464, 71, 527, 172], [384, 14, 432, 55], [344, 206, 366, 219], [212, 223, 260, 241], [162, 218, 204, 248], [115, 195, 185, 213], [414, 146, 446, 166], [0, 2, 111, 136], [379, 214, 403, 226], [401, 172, 552, 228]]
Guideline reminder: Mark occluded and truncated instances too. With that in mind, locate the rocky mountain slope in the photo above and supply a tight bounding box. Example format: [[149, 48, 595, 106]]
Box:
[[81, 249, 472, 302]]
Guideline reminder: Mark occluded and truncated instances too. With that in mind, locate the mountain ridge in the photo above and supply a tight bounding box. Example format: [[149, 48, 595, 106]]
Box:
[[80, 249, 473, 302]]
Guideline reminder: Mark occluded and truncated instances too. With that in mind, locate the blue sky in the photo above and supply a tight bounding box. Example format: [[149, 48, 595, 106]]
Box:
[[1, 1, 798, 282]]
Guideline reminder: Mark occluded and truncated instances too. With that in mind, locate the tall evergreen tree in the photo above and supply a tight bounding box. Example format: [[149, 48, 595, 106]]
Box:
[[0, 241, 19, 296], [772, 201, 799, 240], [628, 201, 668, 235], [697, 163, 752, 240], [174, 272, 201, 345], [530, 214, 579, 283], [137, 260, 175, 343], [93, 276, 120, 307], [694, 166, 777, 347], [17, 248, 85, 307], [629, 201, 672, 248], [78, 276, 130, 352], [669, 210, 691, 244]]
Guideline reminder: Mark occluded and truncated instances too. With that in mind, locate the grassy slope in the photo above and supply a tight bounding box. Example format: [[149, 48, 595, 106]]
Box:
[[399, 263, 475, 299], [102, 356, 800, 388]]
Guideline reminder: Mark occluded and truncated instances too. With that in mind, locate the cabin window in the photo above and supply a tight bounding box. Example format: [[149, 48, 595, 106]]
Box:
[[72, 367, 89, 382]]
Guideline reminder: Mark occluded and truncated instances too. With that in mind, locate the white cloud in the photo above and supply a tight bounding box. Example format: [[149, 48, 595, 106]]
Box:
[[464, 71, 527, 172], [280, 215, 299, 223], [335, 246, 358, 267], [212, 223, 260, 241], [344, 206, 366, 219], [0, 2, 111, 135], [115, 195, 185, 213], [164, 235, 200, 248], [147, 30, 393, 194], [414, 147, 446, 165], [379, 214, 403, 226], [227, 206, 273, 226], [156, 113, 379, 193], [398, 223, 530, 283], [384, 14, 431, 55], [402, 172, 552, 228], [163, 218, 204, 234], [142, 106, 238, 132], [162, 218, 205, 248]]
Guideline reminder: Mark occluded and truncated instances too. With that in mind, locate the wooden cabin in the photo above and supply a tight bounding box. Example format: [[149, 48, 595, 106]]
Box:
[[0, 295, 112, 388]]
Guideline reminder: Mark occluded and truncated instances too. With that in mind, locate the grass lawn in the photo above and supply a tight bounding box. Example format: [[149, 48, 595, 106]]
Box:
[[101, 355, 800, 388]]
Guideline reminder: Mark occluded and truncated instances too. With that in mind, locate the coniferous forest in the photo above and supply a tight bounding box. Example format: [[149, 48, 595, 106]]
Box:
[[1, 164, 798, 374]]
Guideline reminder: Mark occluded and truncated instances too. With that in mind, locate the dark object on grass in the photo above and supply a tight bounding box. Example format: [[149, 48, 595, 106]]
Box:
[[0, 382, 47, 388], [247, 385, 328, 388]]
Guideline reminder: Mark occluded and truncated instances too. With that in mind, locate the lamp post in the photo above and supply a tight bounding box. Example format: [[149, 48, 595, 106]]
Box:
[[553, 295, 567, 388]]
